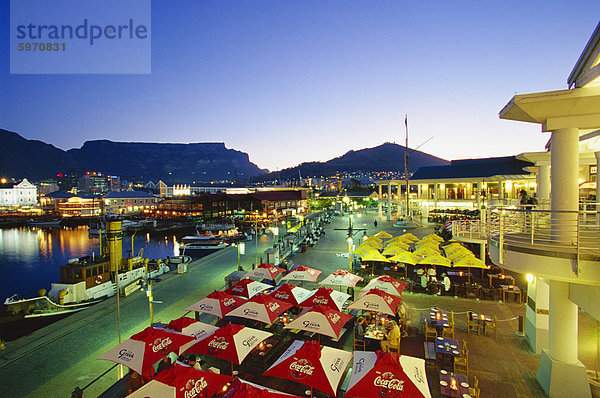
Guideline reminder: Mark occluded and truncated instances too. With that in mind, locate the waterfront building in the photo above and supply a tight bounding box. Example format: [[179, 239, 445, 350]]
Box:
[[375, 156, 536, 220], [102, 190, 159, 215], [78, 171, 108, 194], [57, 194, 101, 217], [38, 190, 75, 214], [454, 22, 600, 397], [0, 178, 37, 208]]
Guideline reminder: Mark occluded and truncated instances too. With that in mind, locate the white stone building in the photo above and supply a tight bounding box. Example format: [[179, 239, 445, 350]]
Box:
[[0, 179, 38, 208]]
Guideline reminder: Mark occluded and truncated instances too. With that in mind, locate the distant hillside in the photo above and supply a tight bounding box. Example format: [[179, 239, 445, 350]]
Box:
[[252, 142, 449, 182], [0, 129, 81, 180], [0, 129, 266, 182]]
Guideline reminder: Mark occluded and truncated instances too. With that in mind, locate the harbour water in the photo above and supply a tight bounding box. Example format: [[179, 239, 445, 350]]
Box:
[[0, 226, 180, 301]]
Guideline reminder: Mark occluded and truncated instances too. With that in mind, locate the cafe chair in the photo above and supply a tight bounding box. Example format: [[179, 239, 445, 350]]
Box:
[[461, 339, 468, 356], [424, 321, 437, 341], [469, 376, 480, 398], [467, 312, 481, 335], [454, 348, 469, 377], [485, 315, 498, 338], [353, 330, 366, 351]]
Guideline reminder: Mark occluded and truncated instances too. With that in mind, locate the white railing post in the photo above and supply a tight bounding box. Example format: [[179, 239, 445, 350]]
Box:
[[575, 211, 580, 275], [530, 211, 535, 245], [499, 210, 504, 264]]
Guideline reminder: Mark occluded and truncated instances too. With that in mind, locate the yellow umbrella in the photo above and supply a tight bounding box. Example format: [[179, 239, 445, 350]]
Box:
[[423, 233, 444, 242], [443, 242, 464, 250], [382, 246, 403, 256], [418, 253, 452, 267], [358, 241, 383, 251], [388, 235, 411, 243], [384, 240, 409, 250], [388, 250, 421, 265], [362, 251, 391, 262], [362, 250, 391, 277], [453, 255, 489, 269], [446, 247, 473, 261], [353, 246, 374, 255], [401, 232, 419, 241], [374, 231, 393, 239], [413, 246, 439, 256], [415, 240, 439, 249]]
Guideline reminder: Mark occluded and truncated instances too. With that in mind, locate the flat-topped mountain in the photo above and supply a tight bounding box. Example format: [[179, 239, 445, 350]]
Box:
[[0, 129, 266, 182]]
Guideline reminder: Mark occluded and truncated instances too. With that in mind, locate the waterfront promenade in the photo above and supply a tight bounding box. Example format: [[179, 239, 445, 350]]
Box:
[[2, 213, 595, 397]]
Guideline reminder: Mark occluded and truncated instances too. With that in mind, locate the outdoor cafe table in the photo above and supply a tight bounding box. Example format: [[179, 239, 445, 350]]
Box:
[[364, 324, 385, 341], [435, 336, 461, 368], [501, 284, 522, 303], [470, 312, 494, 334], [429, 309, 451, 333], [439, 369, 470, 398]]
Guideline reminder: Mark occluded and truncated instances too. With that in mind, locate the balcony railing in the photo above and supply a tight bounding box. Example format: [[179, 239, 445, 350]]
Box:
[[453, 204, 600, 272]]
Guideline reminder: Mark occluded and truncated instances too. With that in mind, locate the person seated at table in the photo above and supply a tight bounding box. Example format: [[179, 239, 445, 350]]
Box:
[[427, 266, 437, 279], [354, 316, 366, 340], [365, 312, 376, 326], [157, 355, 171, 374], [186, 354, 204, 370], [381, 320, 401, 353], [420, 273, 428, 290], [126, 371, 145, 394]]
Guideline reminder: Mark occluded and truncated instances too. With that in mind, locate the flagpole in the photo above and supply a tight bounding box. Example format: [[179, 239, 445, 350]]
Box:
[[404, 115, 410, 221]]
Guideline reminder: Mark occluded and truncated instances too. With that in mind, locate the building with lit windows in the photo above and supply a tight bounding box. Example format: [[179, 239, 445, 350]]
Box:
[[0, 178, 37, 208], [102, 190, 159, 215]]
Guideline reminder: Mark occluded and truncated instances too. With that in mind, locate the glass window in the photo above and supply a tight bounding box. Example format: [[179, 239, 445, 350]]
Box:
[[85, 268, 91, 278]]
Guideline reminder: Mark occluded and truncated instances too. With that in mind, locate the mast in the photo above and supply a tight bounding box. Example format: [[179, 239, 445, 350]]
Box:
[[404, 115, 410, 220]]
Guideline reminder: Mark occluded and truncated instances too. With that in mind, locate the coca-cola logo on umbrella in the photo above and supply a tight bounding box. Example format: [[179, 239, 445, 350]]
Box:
[[183, 377, 208, 398], [151, 337, 173, 355], [267, 302, 280, 312], [374, 371, 404, 397], [223, 298, 236, 307], [207, 336, 229, 354], [289, 358, 315, 380], [274, 292, 290, 300], [328, 313, 341, 324]]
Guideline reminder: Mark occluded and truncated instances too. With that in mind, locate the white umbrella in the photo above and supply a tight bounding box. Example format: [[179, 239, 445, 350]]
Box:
[[319, 270, 363, 288], [362, 275, 408, 297], [281, 266, 322, 283], [347, 289, 403, 316], [161, 317, 220, 354], [283, 305, 353, 339]]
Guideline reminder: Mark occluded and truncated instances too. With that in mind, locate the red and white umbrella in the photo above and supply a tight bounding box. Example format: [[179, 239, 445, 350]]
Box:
[[362, 275, 408, 297], [97, 327, 194, 379], [186, 323, 272, 366], [319, 269, 363, 288], [162, 317, 219, 354], [268, 283, 313, 306], [244, 263, 287, 281], [298, 287, 350, 312], [281, 266, 322, 283], [264, 339, 352, 397], [222, 378, 301, 398], [225, 294, 293, 325], [347, 289, 402, 316], [127, 363, 233, 398], [185, 291, 247, 318], [225, 279, 273, 299], [346, 351, 431, 398], [283, 305, 352, 339]]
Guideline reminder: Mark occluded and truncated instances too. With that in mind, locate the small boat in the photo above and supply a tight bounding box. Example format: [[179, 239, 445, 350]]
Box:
[[179, 234, 228, 256], [167, 255, 192, 266], [28, 219, 62, 228]]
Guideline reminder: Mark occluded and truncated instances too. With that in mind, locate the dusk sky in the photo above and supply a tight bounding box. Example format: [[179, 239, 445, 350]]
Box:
[[1, 1, 599, 172]]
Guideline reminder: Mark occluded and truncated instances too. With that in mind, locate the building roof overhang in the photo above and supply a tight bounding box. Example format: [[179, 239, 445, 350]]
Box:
[[499, 85, 600, 131]]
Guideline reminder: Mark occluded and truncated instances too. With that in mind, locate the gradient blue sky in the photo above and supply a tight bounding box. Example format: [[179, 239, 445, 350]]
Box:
[[1, 1, 599, 172]]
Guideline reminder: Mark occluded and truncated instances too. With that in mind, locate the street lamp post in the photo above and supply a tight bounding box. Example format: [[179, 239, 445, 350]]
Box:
[[347, 237, 353, 272]]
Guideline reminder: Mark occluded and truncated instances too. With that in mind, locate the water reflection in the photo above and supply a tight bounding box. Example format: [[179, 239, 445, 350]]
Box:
[[0, 227, 178, 300]]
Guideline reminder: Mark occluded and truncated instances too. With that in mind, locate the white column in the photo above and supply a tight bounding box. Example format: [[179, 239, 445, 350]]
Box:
[[550, 128, 579, 243], [498, 182, 504, 204], [537, 161, 551, 208], [595, 152, 600, 220], [386, 183, 392, 221], [433, 184, 438, 209], [396, 183, 402, 218], [548, 280, 578, 363], [378, 184, 383, 219]]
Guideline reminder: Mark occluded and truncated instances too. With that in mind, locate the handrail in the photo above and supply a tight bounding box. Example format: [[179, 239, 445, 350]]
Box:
[[452, 204, 600, 269]]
